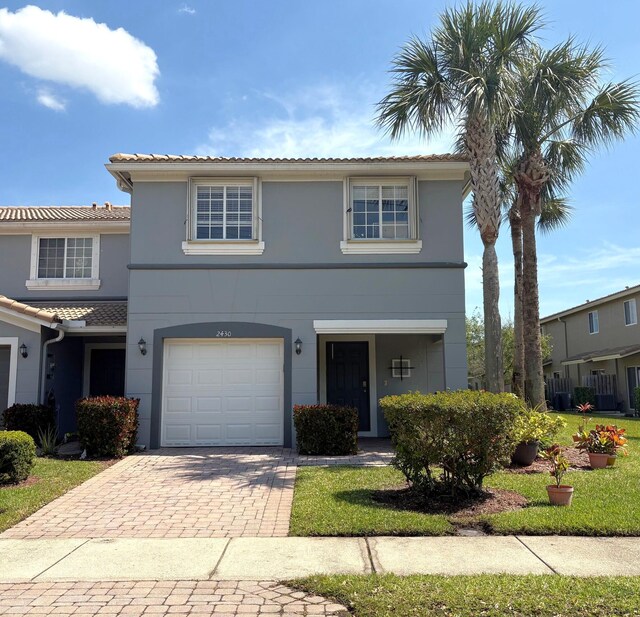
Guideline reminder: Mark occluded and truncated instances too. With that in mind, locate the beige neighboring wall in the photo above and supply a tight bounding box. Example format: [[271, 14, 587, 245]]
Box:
[[542, 288, 640, 410]]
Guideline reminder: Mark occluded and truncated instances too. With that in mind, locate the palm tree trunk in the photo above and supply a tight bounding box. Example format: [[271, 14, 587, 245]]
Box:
[[465, 115, 503, 393], [509, 203, 525, 398], [516, 151, 549, 409]]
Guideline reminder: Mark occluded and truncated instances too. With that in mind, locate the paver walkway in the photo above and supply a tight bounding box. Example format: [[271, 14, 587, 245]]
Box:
[[2, 449, 297, 540], [1, 440, 393, 541], [0, 580, 348, 616]]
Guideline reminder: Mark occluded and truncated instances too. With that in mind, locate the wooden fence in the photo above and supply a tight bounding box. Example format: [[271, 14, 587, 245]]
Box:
[[582, 374, 617, 395], [545, 377, 573, 402]]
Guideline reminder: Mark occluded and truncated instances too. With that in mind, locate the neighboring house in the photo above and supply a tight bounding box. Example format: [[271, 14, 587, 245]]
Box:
[[0, 153, 470, 447], [541, 284, 640, 412]]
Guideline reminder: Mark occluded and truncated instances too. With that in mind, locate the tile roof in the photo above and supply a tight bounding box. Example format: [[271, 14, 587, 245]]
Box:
[[109, 153, 468, 164], [0, 295, 60, 324], [0, 206, 130, 222], [28, 301, 128, 327]]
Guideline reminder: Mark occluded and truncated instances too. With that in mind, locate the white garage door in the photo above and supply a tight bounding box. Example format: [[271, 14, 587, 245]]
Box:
[[162, 338, 284, 446]]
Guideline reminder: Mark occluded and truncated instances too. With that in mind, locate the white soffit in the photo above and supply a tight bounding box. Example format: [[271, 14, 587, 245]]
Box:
[[313, 319, 448, 334]]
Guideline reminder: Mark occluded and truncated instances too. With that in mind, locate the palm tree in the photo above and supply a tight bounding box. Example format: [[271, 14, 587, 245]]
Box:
[[468, 160, 573, 396], [377, 1, 542, 393], [512, 40, 640, 407]]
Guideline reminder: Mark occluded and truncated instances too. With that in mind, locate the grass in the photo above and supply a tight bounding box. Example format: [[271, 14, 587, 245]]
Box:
[[290, 412, 640, 536], [291, 574, 640, 617], [0, 457, 107, 533]]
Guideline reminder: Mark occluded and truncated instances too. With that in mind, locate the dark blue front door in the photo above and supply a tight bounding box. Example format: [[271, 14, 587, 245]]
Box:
[[326, 341, 370, 431]]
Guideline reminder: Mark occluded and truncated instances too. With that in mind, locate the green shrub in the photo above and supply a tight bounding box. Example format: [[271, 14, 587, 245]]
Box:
[[293, 404, 359, 455], [37, 425, 59, 456], [514, 407, 567, 446], [76, 396, 139, 458], [380, 390, 525, 498], [0, 431, 36, 484], [574, 387, 596, 408], [634, 387, 640, 413], [2, 404, 55, 443]]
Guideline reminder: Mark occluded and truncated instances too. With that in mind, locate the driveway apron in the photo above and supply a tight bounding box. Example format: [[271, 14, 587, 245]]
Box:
[[1, 448, 297, 540]]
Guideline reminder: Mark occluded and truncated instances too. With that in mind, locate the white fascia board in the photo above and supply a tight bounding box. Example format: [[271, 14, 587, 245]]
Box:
[[561, 359, 588, 366], [64, 325, 127, 335], [0, 306, 58, 333], [313, 319, 448, 334], [0, 222, 129, 235]]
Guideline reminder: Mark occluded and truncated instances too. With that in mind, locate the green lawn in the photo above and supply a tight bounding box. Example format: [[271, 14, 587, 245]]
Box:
[[291, 574, 640, 617], [0, 457, 107, 532], [290, 413, 640, 536]]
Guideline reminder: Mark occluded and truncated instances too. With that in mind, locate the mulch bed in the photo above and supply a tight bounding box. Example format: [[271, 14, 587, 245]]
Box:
[[373, 485, 528, 517], [0, 476, 41, 490], [507, 446, 591, 474]]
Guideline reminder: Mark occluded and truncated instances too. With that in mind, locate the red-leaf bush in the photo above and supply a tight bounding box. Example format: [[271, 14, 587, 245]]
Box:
[[0, 431, 36, 484], [2, 403, 55, 444], [76, 396, 139, 458], [293, 404, 359, 455], [381, 390, 525, 498]]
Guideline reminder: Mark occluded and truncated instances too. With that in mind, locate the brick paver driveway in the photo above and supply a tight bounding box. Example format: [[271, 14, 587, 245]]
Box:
[[0, 580, 348, 616], [2, 448, 297, 540]]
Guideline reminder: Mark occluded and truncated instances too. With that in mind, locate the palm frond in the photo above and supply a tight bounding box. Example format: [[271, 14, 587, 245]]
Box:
[[537, 196, 573, 233]]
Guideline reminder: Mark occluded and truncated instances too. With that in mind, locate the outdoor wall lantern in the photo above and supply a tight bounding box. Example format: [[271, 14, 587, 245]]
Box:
[[294, 338, 303, 355], [138, 338, 147, 356], [19, 343, 28, 358]]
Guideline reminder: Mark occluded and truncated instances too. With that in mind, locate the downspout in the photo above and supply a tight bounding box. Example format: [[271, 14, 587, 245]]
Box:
[[40, 327, 65, 405]]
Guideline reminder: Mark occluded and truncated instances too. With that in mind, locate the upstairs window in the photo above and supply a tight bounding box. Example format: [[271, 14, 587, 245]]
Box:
[[342, 177, 421, 254], [184, 178, 264, 255], [588, 310, 599, 334], [624, 299, 637, 326], [27, 235, 100, 290]]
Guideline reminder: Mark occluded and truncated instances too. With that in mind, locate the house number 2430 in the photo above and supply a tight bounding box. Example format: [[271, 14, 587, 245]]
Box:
[[216, 330, 232, 338]]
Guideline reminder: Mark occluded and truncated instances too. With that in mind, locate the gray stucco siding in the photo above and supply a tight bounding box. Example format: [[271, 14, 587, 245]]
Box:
[[125, 267, 467, 447], [129, 179, 465, 265], [0, 321, 43, 407], [0, 233, 129, 300]]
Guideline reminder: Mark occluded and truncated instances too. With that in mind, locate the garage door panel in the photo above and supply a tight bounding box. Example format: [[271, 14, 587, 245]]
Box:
[[162, 338, 284, 447]]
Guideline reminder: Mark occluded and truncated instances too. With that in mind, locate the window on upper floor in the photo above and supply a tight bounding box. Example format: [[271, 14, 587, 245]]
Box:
[[624, 299, 637, 326], [182, 178, 264, 255], [341, 177, 422, 254], [588, 310, 599, 334], [27, 235, 100, 290]]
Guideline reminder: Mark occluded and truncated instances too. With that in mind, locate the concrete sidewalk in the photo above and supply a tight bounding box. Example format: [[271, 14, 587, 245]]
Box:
[[2, 536, 640, 582]]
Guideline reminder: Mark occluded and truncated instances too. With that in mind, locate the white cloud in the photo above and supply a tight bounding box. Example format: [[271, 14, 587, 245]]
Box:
[[197, 84, 457, 158], [36, 88, 66, 111], [0, 5, 159, 108], [178, 4, 196, 14]]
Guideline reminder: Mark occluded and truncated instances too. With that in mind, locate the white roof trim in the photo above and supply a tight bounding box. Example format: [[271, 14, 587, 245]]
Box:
[[0, 306, 59, 333], [63, 325, 127, 335], [0, 221, 129, 235], [561, 359, 588, 366], [313, 319, 447, 334]]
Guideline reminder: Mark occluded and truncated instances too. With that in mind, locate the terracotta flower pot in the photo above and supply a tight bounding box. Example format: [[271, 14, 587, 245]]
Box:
[[511, 441, 539, 466], [588, 452, 610, 469], [547, 485, 574, 506], [607, 454, 617, 467]]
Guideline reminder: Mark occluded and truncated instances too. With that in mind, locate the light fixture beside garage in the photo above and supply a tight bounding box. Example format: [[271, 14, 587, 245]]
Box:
[[294, 338, 303, 355], [19, 343, 28, 358], [138, 338, 147, 356]]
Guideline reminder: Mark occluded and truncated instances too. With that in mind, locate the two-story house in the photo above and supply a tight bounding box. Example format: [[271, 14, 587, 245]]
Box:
[[542, 284, 640, 413], [0, 153, 470, 448]]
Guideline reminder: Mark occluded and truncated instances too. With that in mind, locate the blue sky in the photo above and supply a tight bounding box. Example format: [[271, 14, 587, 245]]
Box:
[[0, 1, 638, 318]]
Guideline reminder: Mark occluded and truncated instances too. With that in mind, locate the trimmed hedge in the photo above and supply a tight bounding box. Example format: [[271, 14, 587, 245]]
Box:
[[574, 387, 596, 408], [293, 404, 359, 455], [0, 431, 36, 484], [76, 396, 139, 458], [2, 404, 55, 443], [380, 390, 525, 498], [634, 387, 640, 413]]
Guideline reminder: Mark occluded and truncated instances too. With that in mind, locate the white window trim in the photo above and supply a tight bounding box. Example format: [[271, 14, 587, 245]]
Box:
[[588, 310, 599, 335], [26, 234, 101, 290], [0, 337, 18, 408], [341, 176, 422, 255], [624, 299, 637, 326], [182, 177, 264, 255]]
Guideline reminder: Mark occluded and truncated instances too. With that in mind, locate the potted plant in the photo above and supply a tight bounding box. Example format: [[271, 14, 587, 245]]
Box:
[[573, 424, 628, 468], [575, 402, 594, 433], [541, 444, 573, 506], [511, 408, 567, 466]]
